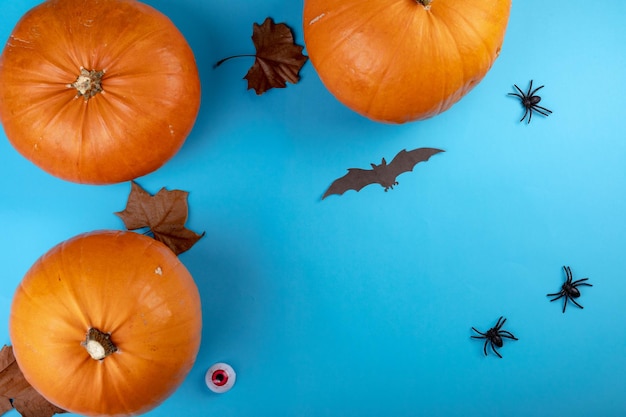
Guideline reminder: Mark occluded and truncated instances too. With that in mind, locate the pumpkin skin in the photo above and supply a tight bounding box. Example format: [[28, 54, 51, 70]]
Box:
[[9, 230, 202, 417], [303, 0, 512, 123], [0, 0, 201, 184]]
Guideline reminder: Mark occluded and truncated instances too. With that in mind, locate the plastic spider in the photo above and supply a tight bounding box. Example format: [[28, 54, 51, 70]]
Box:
[[471, 316, 518, 358], [547, 266, 593, 313], [508, 80, 552, 123]]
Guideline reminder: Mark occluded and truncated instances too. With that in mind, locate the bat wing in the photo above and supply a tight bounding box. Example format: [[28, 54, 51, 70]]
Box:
[[387, 148, 445, 177], [322, 168, 379, 199]]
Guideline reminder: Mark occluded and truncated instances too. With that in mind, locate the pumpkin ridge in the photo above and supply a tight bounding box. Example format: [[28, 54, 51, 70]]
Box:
[[403, 9, 451, 119], [58, 239, 101, 326], [306, 1, 391, 68], [76, 99, 93, 182], [427, 10, 464, 114], [6, 6, 81, 76], [51, 355, 99, 410], [1, 84, 72, 138], [100, 26, 171, 71], [52, 281, 93, 333], [87, 89, 183, 183], [11, 280, 51, 317], [84, 98, 137, 181], [366, 7, 418, 117], [4, 46, 74, 83], [93, 359, 136, 416], [438, 3, 494, 67], [20, 252, 88, 329]]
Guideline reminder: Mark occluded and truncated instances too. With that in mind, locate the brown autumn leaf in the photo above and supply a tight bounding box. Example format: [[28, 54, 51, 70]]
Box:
[[0, 345, 66, 417], [115, 181, 204, 255], [215, 17, 308, 95]]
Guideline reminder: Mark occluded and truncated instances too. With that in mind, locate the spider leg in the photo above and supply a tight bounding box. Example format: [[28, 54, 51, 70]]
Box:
[[571, 278, 592, 286], [499, 331, 518, 340], [529, 84, 545, 97], [526, 80, 534, 96], [533, 104, 552, 114], [471, 327, 487, 337], [490, 341, 503, 358], [562, 296, 569, 313], [513, 84, 525, 96], [520, 107, 529, 123], [531, 105, 552, 117], [494, 316, 505, 330], [527, 108, 533, 124], [569, 297, 585, 309], [564, 266, 573, 283], [508, 92, 523, 99], [548, 293, 565, 302], [483, 340, 489, 356]]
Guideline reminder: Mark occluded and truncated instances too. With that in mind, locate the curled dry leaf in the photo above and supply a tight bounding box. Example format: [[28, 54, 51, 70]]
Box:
[[115, 181, 204, 255], [0, 345, 66, 417], [215, 17, 308, 94]]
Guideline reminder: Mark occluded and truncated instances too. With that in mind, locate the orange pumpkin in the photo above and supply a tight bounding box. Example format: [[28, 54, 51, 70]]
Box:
[[303, 0, 512, 123], [9, 230, 202, 417], [0, 0, 200, 184]]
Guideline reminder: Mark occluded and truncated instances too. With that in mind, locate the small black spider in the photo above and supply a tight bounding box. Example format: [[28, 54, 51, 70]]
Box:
[[508, 80, 552, 123], [547, 266, 593, 313], [471, 316, 518, 358]]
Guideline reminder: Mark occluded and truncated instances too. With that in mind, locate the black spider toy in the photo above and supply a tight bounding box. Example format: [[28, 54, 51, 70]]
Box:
[[508, 80, 552, 123], [547, 266, 593, 313], [471, 316, 518, 358]]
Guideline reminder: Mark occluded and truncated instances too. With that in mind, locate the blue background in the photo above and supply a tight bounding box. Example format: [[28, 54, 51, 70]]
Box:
[[1, 1, 625, 416]]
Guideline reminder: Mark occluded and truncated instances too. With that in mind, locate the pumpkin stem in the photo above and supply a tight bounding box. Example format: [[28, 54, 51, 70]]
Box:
[[82, 328, 117, 360], [68, 67, 105, 101], [416, 0, 433, 8]]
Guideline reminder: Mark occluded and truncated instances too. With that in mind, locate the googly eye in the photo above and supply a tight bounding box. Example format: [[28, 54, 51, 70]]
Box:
[[205, 362, 236, 393]]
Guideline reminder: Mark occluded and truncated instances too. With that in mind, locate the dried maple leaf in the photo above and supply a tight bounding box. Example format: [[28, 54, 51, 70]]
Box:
[[115, 181, 204, 255], [214, 17, 308, 95], [0, 345, 66, 417]]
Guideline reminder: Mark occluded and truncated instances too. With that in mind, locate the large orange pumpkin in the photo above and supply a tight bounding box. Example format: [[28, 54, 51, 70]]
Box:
[[303, 0, 512, 123], [0, 0, 200, 184], [9, 230, 202, 417]]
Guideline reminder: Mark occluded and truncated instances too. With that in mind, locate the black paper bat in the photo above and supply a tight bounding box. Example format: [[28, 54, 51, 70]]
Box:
[[322, 147, 445, 199]]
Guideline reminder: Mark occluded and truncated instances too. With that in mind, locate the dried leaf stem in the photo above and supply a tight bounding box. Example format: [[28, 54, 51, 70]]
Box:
[[213, 54, 256, 68]]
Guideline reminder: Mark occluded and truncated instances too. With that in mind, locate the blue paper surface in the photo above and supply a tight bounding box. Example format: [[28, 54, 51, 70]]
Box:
[[1, 1, 625, 416]]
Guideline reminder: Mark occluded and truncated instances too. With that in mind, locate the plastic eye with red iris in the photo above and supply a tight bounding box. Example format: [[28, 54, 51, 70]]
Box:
[[205, 363, 236, 393]]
